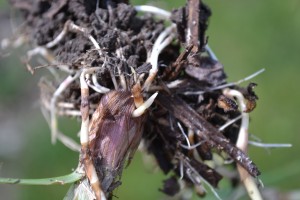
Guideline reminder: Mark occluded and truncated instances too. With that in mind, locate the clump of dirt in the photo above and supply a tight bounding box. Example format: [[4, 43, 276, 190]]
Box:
[[10, 0, 260, 199]]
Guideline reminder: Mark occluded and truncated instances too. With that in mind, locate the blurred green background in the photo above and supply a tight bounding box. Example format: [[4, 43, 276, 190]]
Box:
[[0, 0, 299, 199]]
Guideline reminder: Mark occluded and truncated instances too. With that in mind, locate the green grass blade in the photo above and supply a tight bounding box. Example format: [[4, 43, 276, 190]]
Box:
[[0, 170, 84, 185]]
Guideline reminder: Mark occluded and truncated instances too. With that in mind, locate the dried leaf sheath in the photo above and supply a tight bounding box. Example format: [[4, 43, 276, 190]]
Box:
[[88, 91, 145, 192]]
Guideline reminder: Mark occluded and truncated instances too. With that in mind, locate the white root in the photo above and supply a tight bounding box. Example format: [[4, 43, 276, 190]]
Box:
[[87, 74, 110, 94], [45, 21, 70, 49], [248, 141, 292, 148], [211, 68, 266, 92], [50, 71, 81, 144], [41, 106, 81, 152], [223, 88, 263, 200], [219, 115, 242, 131], [134, 5, 171, 19], [133, 6, 178, 78], [183, 68, 266, 95], [148, 24, 176, 74], [143, 24, 176, 90], [134, 5, 219, 77], [178, 122, 191, 148]]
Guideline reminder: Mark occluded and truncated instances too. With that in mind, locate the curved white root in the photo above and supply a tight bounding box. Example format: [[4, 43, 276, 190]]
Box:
[[143, 24, 176, 90], [134, 5, 171, 19], [223, 88, 263, 200]]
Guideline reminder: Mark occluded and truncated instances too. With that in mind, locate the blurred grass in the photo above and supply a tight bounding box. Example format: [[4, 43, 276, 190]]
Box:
[[0, 0, 300, 199]]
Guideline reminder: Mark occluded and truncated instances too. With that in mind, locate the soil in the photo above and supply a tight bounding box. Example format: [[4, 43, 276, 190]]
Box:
[[10, 0, 260, 199]]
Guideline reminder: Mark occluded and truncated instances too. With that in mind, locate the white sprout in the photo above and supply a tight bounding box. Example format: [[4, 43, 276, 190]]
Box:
[[132, 92, 158, 117]]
